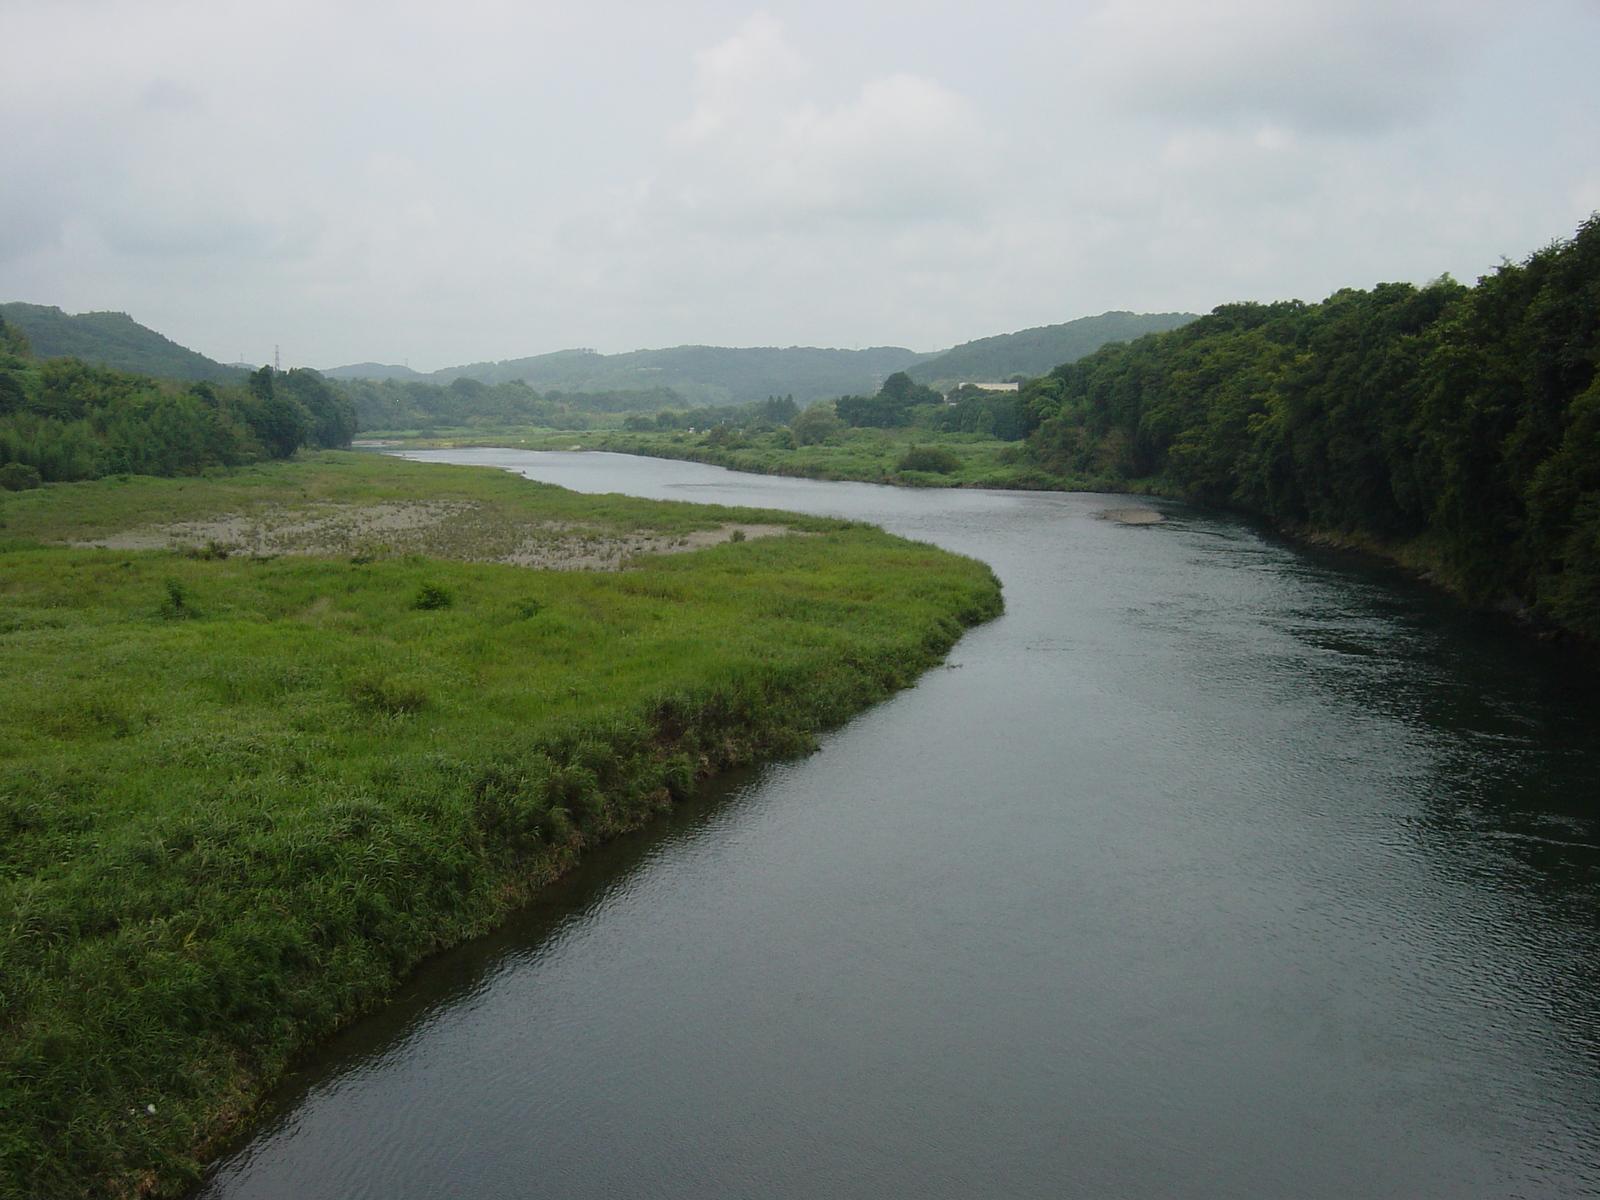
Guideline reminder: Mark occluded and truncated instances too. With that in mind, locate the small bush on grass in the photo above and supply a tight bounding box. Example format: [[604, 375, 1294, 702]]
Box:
[[897, 445, 961, 474], [159, 578, 197, 620], [0, 462, 43, 491], [413, 581, 453, 610], [348, 671, 428, 716]]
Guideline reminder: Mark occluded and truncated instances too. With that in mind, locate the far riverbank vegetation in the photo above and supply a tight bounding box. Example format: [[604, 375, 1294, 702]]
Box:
[[369, 216, 1599, 642]]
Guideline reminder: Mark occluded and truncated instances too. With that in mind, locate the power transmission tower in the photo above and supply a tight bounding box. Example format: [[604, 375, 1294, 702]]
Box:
[[274, 345, 281, 373]]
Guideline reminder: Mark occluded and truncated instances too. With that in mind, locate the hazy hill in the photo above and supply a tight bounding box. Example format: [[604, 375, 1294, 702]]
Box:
[[0, 303, 243, 382], [906, 311, 1198, 384], [2, 301, 1199, 405], [321, 362, 427, 382], [330, 345, 927, 406]]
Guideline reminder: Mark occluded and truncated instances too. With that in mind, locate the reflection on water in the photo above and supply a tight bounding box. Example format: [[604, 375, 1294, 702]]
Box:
[[196, 451, 1600, 1200]]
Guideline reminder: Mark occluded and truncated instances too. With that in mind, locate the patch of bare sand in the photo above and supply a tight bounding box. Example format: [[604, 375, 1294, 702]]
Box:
[[72, 503, 795, 571], [1095, 507, 1165, 525], [505, 522, 792, 570]]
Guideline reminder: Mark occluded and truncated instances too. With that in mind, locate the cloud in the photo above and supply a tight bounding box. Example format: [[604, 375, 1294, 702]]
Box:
[[1082, 0, 1493, 134], [661, 16, 996, 230], [2, 0, 1594, 367]]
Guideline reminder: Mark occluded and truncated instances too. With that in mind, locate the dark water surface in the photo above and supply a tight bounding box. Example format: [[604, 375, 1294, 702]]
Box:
[[197, 451, 1600, 1199]]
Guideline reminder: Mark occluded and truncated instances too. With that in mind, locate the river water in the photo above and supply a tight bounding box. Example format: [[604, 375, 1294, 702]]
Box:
[[196, 450, 1600, 1199]]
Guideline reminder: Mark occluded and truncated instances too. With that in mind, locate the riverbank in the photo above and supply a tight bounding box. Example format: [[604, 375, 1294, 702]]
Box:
[[390, 432, 1592, 646], [190, 446, 1600, 1200], [365, 426, 1081, 492], [0, 453, 1001, 1199]]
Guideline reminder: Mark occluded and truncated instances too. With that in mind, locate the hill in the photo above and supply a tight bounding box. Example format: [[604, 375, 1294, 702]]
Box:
[[1020, 216, 1600, 641], [330, 345, 927, 406], [321, 361, 428, 382], [907, 311, 1197, 384], [0, 303, 243, 382]]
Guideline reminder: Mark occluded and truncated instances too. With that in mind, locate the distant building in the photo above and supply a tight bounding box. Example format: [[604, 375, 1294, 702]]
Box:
[[944, 380, 1021, 403]]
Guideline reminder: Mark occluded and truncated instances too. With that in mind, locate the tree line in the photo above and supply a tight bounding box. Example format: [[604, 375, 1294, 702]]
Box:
[[633, 374, 1030, 448], [0, 320, 355, 487], [1019, 215, 1600, 639], [344, 375, 687, 432]]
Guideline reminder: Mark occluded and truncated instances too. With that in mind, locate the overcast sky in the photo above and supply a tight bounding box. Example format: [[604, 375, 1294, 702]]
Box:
[[5, 0, 1598, 370]]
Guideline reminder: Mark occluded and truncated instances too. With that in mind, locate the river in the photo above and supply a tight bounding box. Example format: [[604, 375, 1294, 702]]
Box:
[[195, 450, 1600, 1199]]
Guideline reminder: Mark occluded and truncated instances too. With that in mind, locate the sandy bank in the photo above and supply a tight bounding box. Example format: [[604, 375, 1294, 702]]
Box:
[[73, 501, 793, 570]]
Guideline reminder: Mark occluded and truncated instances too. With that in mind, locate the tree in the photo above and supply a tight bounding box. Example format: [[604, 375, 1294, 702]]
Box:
[[792, 402, 844, 445]]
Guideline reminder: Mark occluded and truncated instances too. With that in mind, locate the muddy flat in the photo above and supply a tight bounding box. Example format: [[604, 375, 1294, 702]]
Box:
[[74, 501, 792, 570]]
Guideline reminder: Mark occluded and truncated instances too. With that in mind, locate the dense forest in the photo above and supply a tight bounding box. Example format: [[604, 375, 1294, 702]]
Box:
[[906, 310, 1197, 386], [0, 303, 243, 382], [619, 375, 1028, 447], [332, 344, 927, 407], [343, 375, 684, 433], [1020, 216, 1600, 639], [328, 313, 1197, 404], [0, 319, 354, 485]]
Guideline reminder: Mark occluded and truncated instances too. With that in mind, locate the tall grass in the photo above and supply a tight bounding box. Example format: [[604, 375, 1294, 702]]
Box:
[[384, 427, 1078, 491], [0, 457, 1001, 1198]]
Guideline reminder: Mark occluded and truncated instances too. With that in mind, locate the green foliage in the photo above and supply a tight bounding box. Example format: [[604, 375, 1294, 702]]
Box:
[[159, 577, 197, 619], [341, 375, 679, 434], [836, 371, 942, 428], [792, 401, 845, 446], [340, 344, 927, 408], [549, 424, 1050, 490], [0, 303, 242, 381], [0, 339, 356, 486], [0, 456, 1001, 1198], [1020, 215, 1600, 638], [0, 312, 32, 360], [348, 670, 429, 716], [0, 462, 42, 491], [413, 581, 454, 610], [907, 310, 1198, 385], [927, 385, 1027, 441], [897, 445, 962, 474]]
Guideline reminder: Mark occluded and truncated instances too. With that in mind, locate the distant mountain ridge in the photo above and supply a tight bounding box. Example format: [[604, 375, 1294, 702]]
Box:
[[0, 301, 1198, 403], [329, 345, 927, 406], [324, 312, 1198, 405], [0, 303, 244, 382], [906, 311, 1198, 385], [321, 362, 428, 383]]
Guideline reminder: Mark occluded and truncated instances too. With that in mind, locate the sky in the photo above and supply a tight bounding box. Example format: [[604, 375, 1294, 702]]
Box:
[[4, 0, 1598, 371]]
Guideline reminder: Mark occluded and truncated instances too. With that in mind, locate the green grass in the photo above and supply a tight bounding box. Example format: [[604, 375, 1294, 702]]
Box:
[[0, 455, 1001, 1198], [368, 426, 1083, 490]]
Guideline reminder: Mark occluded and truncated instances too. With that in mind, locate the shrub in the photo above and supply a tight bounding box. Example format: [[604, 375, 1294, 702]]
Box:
[[0, 461, 43, 491], [347, 671, 428, 716], [159, 578, 197, 620], [413, 581, 453, 610], [897, 445, 961, 474]]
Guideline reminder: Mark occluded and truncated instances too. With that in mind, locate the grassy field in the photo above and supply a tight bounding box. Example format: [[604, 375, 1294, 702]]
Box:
[[363, 425, 1094, 491], [0, 453, 1001, 1198]]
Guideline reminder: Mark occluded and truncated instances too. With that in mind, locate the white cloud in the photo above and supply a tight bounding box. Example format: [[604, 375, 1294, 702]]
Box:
[[1, 0, 1596, 366], [661, 16, 995, 230], [1082, 0, 1494, 134]]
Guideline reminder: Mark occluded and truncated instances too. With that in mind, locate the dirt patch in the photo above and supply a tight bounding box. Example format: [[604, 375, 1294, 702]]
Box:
[[1096, 507, 1165, 525], [71, 503, 794, 571]]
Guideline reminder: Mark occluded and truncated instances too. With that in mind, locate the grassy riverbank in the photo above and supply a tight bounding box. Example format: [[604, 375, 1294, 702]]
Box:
[[367, 426, 1077, 491], [363, 431, 1554, 638], [0, 453, 1001, 1199]]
